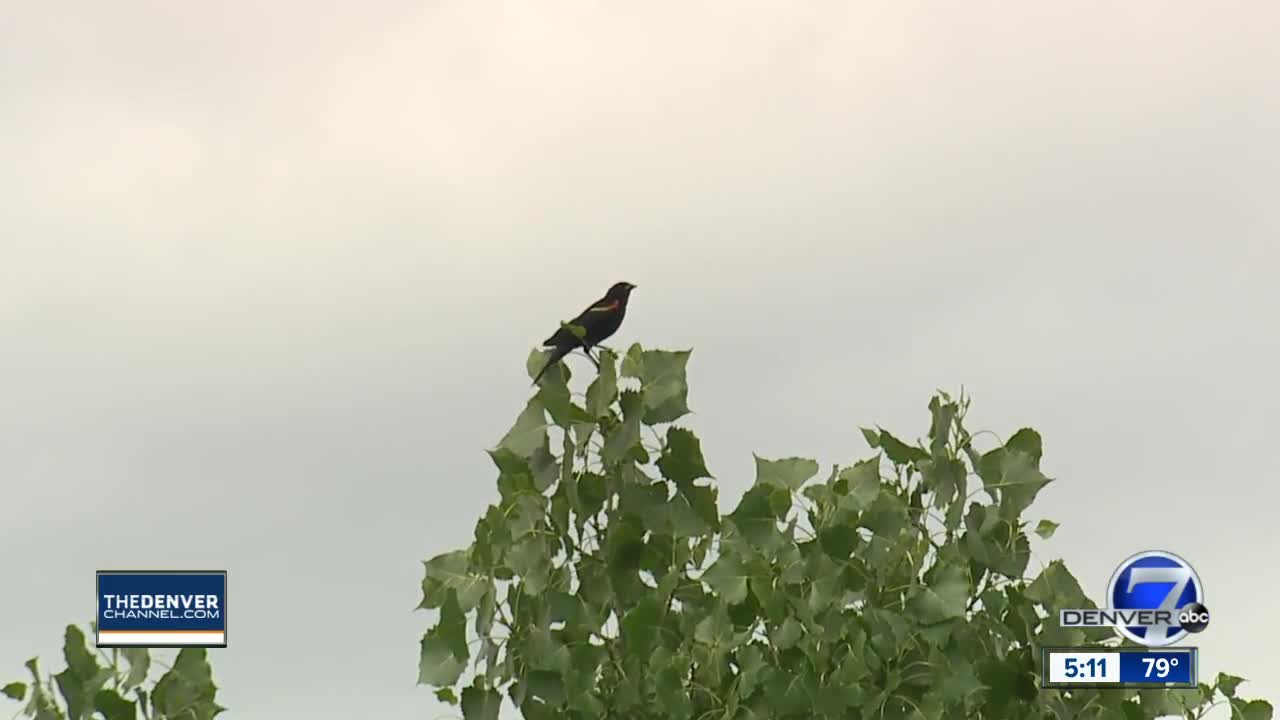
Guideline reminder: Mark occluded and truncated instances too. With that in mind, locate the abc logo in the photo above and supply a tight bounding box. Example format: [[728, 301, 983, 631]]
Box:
[[1179, 602, 1211, 633]]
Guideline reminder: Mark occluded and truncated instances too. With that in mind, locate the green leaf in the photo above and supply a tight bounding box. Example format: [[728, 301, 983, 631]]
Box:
[[91, 690, 136, 720], [488, 448, 530, 488], [151, 649, 224, 720], [621, 597, 665, 657], [568, 685, 606, 719], [438, 591, 469, 664], [576, 472, 607, 522], [928, 395, 958, 458], [1025, 560, 1090, 609], [435, 687, 458, 705], [976, 653, 1037, 714], [27, 692, 61, 720], [962, 505, 1031, 579], [461, 685, 502, 720], [525, 671, 566, 708], [858, 491, 908, 540], [418, 592, 470, 687], [978, 431, 1053, 522], [908, 563, 971, 625], [702, 554, 750, 604], [818, 525, 858, 560], [770, 618, 803, 650], [1033, 519, 1059, 539], [754, 455, 819, 491], [837, 459, 880, 511], [561, 321, 587, 340], [813, 679, 857, 717], [121, 649, 149, 692], [418, 632, 466, 687], [517, 697, 560, 720], [923, 457, 965, 511], [54, 625, 107, 720], [527, 347, 559, 382], [497, 397, 549, 459], [1216, 672, 1245, 698], [53, 671, 89, 720], [604, 514, 645, 572], [935, 659, 982, 703], [601, 390, 643, 465], [1005, 427, 1042, 463], [1229, 699, 1273, 720], [62, 626, 98, 681], [419, 550, 486, 611], [671, 483, 719, 536], [876, 429, 928, 465], [1138, 688, 1188, 716], [1163, 686, 1209, 714], [525, 627, 572, 674], [619, 345, 691, 422], [764, 670, 811, 716], [584, 349, 618, 417], [803, 483, 833, 511], [750, 577, 787, 622], [620, 480, 668, 527], [1, 683, 25, 701], [622, 346, 693, 424], [654, 661, 693, 717], [798, 541, 837, 597], [537, 373, 592, 427], [726, 485, 787, 551], [506, 535, 552, 595], [504, 493, 546, 540], [21, 659, 62, 720], [657, 427, 712, 485], [860, 427, 880, 448]]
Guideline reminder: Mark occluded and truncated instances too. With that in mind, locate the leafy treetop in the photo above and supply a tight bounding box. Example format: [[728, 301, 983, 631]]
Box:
[[418, 344, 1272, 720], [4, 624, 224, 720]]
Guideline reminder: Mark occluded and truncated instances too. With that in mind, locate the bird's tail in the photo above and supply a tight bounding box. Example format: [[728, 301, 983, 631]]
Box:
[[532, 346, 571, 386]]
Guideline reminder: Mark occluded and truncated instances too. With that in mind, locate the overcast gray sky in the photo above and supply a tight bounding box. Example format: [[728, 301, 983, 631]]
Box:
[[2, 2, 1277, 718]]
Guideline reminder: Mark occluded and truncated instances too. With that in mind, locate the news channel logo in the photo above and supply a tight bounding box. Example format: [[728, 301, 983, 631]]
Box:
[[1059, 550, 1209, 647], [96, 570, 228, 648]]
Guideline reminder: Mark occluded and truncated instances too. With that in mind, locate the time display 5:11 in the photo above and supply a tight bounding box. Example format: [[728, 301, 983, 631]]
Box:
[[1045, 651, 1121, 684], [1064, 657, 1106, 678]]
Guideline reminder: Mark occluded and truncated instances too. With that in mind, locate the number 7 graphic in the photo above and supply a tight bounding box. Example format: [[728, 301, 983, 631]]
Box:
[[1125, 566, 1192, 642]]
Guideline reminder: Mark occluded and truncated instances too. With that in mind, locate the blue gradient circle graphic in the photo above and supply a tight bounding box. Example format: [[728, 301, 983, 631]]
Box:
[[1107, 550, 1203, 647]]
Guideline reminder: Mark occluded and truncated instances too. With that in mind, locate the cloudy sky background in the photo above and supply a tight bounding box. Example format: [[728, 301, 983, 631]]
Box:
[[2, 2, 1276, 717]]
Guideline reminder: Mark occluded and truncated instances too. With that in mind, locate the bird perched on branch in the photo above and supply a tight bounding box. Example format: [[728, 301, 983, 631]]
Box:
[[532, 281, 637, 385]]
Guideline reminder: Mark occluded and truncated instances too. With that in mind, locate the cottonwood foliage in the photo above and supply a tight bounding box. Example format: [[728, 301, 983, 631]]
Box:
[[3, 625, 224, 720], [417, 344, 1269, 719]]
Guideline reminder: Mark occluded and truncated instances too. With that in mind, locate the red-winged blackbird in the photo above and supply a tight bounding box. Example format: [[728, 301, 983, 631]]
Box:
[[533, 281, 637, 385]]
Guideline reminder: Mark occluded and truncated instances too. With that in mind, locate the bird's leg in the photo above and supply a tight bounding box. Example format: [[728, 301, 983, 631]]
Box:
[[575, 339, 601, 369]]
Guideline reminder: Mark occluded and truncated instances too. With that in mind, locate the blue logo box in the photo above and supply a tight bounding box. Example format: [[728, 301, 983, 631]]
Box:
[[96, 571, 227, 648]]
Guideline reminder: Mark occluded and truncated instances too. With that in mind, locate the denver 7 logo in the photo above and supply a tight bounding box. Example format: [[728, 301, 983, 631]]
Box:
[[1109, 551, 1202, 647]]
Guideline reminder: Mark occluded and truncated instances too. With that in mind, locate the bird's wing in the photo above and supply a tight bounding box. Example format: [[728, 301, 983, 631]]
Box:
[[585, 299, 621, 314], [543, 297, 620, 346]]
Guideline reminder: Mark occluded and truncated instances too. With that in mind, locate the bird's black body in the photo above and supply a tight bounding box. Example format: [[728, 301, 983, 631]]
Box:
[[533, 282, 637, 384]]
